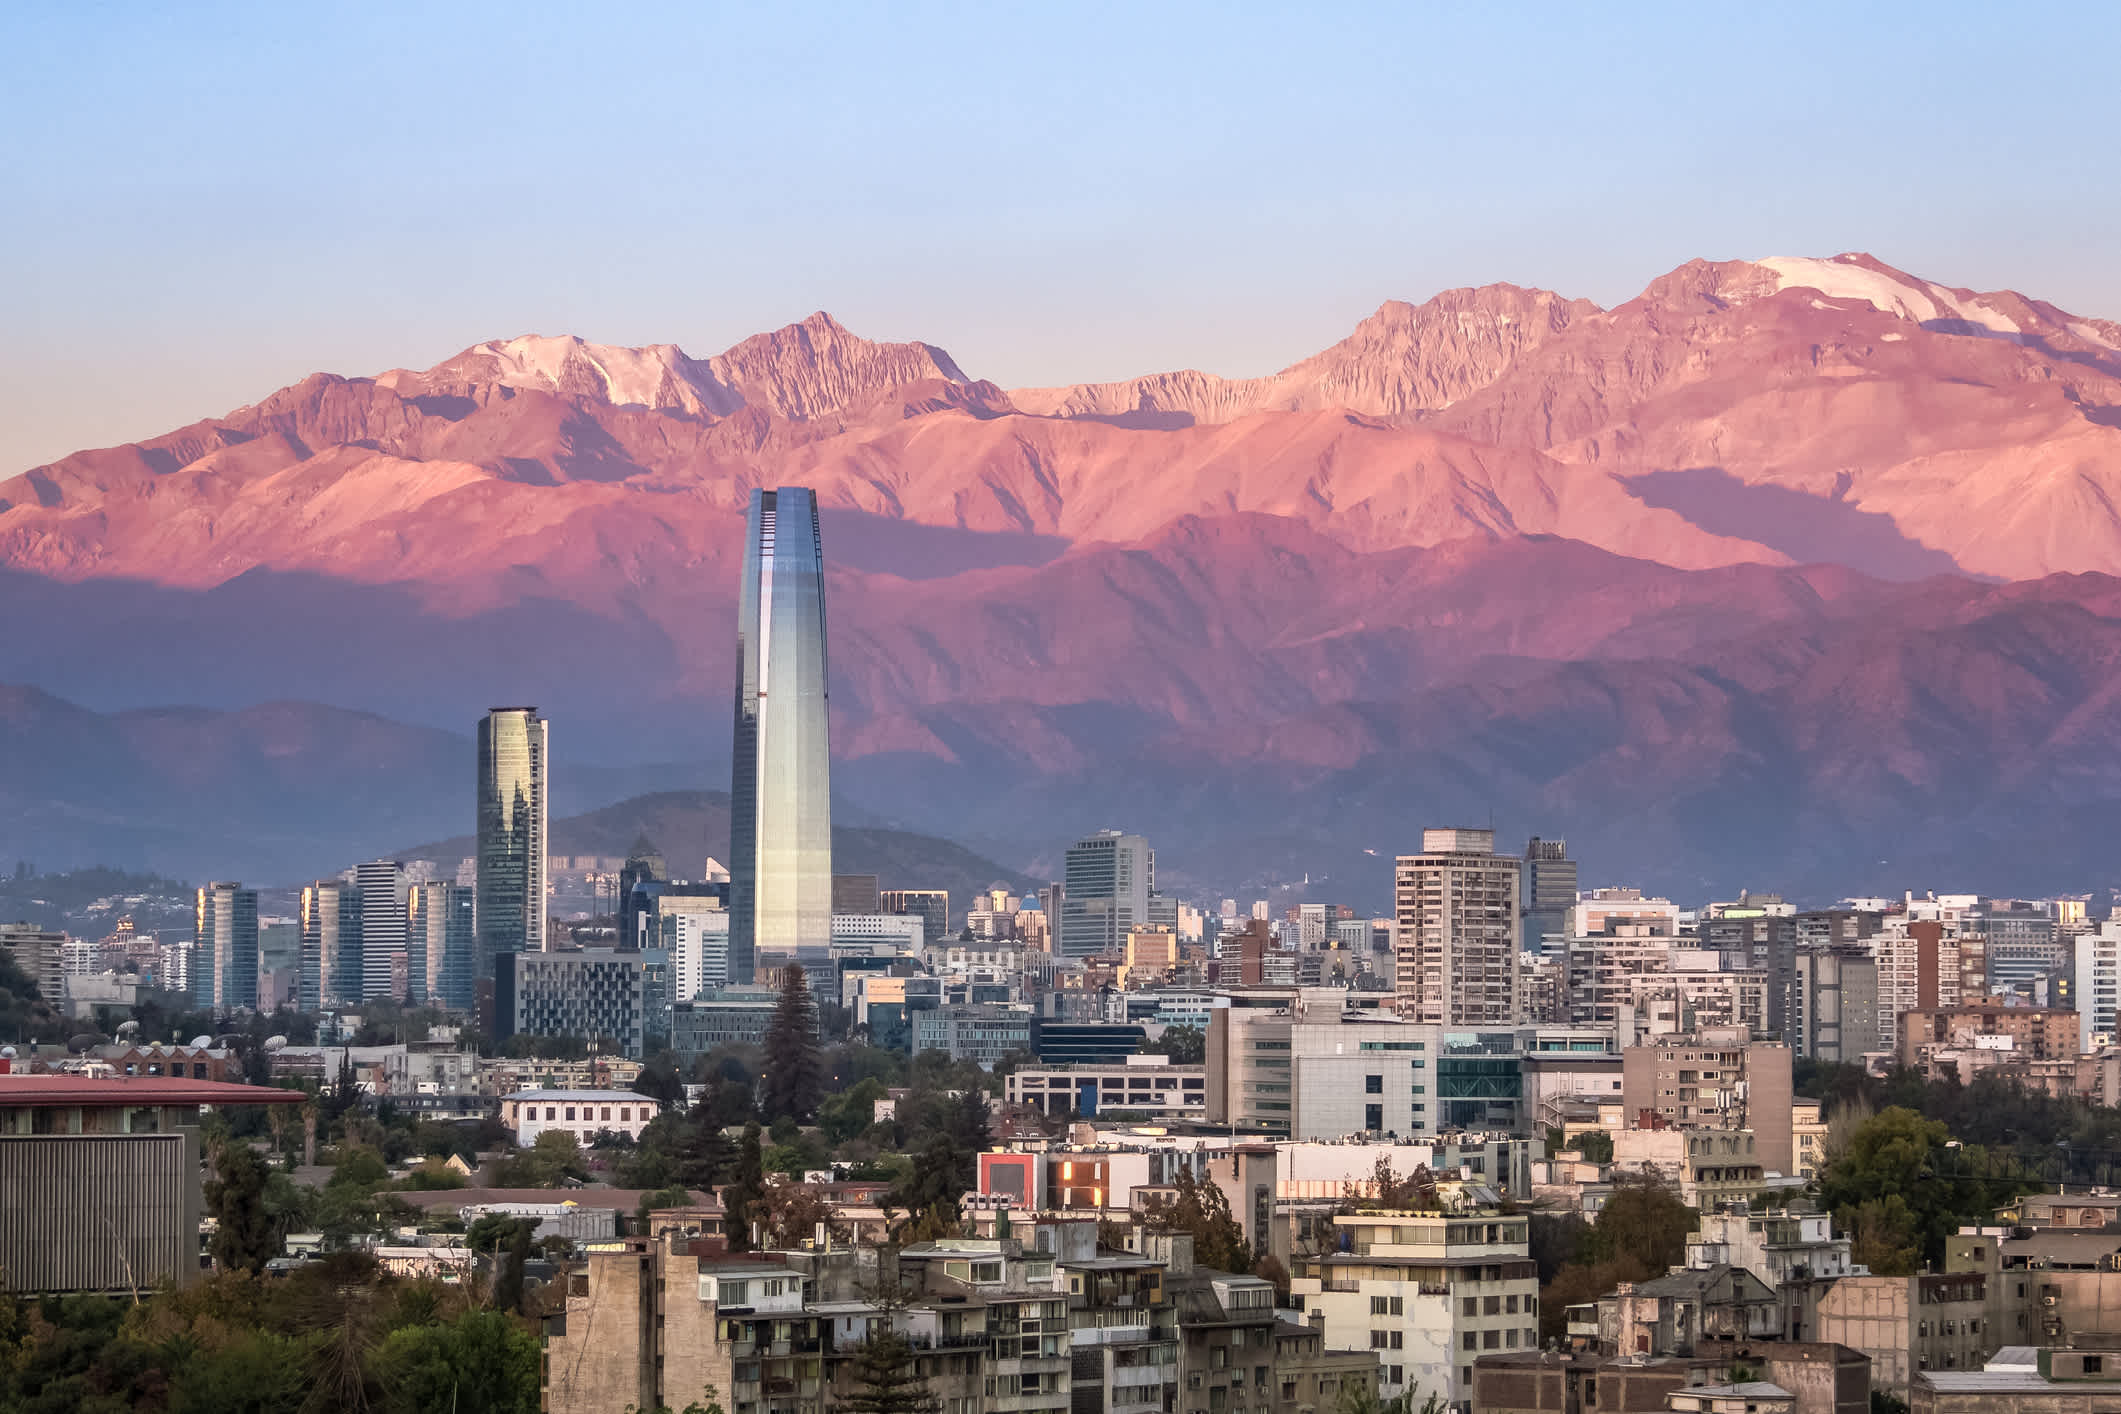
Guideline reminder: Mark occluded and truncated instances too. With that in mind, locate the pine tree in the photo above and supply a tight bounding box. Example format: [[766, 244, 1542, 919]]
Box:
[[204, 1142, 277, 1275], [725, 1121, 765, 1252], [759, 964, 823, 1123], [843, 1330, 940, 1414]]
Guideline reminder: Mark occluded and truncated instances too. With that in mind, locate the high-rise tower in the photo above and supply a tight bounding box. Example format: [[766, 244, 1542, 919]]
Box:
[[193, 881, 259, 1013], [729, 487, 833, 983], [477, 707, 548, 984], [1394, 827, 1521, 1025], [1059, 831, 1153, 957]]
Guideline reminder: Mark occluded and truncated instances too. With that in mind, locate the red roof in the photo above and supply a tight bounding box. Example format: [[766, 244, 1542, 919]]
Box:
[[0, 1074, 305, 1107]]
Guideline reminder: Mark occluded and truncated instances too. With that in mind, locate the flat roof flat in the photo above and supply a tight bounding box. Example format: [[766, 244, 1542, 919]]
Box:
[[0, 1074, 304, 1106]]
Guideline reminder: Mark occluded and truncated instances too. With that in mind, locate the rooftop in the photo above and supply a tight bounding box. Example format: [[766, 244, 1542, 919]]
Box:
[[503, 1089, 658, 1104], [0, 1074, 304, 1107]]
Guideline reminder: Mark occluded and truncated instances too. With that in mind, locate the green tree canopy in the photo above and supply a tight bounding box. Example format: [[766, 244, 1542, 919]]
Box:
[[760, 964, 824, 1123], [843, 1330, 941, 1414]]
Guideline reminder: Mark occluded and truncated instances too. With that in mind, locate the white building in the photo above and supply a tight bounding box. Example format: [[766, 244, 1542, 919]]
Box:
[[831, 912, 926, 953], [2078, 921, 2121, 1052], [663, 900, 731, 1002], [1005, 1054, 1206, 1118], [1292, 1202, 1538, 1405], [500, 1088, 661, 1145]]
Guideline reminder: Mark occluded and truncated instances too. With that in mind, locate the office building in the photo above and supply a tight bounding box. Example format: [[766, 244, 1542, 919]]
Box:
[[1976, 903, 2064, 990], [1875, 920, 1985, 1051], [882, 888, 950, 945], [353, 859, 410, 1002], [1793, 949, 1880, 1062], [0, 923, 66, 1005], [660, 885, 732, 1002], [192, 882, 259, 1013], [831, 873, 879, 914], [476, 706, 548, 979], [729, 487, 833, 984], [407, 880, 475, 1011], [1521, 837, 1577, 957], [668, 985, 779, 1062], [617, 835, 669, 951], [299, 880, 361, 1011], [1060, 831, 1154, 957], [1005, 1054, 1208, 1118], [495, 948, 652, 1059], [830, 912, 925, 952], [914, 1004, 1034, 1066], [1395, 828, 1520, 1026]]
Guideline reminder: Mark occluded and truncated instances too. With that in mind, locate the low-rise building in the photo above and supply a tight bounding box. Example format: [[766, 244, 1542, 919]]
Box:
[[0, 1072, 304, 1293], [1006, 1054, 1207, 1118], [1815, 1273, 1996, 1394], [499, 1088, 660, 1145]]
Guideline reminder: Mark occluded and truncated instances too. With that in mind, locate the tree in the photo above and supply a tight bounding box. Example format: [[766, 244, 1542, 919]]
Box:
[[760, 964, 824, 1123], [1579, 1174, 1694, 1271], [725, 1121, 766, 1252], [1341, 1155, 1441, 1213], [759, 1182, 851, 1250], [167, 1329, 319, 1414], [890, 1132, 968, 1229], [373, 1309, 541, 1414], [1145, 1167, 1253, 1273], [205, 1143, 279, 1275], [820, 1077, 888, 1144], [1139, 1024, 1205, 1065], [843, 1330, 940, 1414], [1817, 1106, 2025, 1269], [492, 1218, 534, 1313]]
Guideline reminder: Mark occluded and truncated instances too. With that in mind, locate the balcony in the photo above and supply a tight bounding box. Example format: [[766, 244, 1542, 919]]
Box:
[[1072, 1323, 1152, 1345]]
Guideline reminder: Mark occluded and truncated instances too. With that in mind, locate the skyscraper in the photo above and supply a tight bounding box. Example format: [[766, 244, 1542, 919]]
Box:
[[407, 880, 475, 1011], [193, 882, 259, 1014], [355, 859, 410, 1002], [1059, 831, 1153, 957], [1394, 828, 1520, 1025], [729, 487, 833, 983], [477, 707, 549, 982], [300, 880, 361, 1010], [1520, 836, 1577, 957]]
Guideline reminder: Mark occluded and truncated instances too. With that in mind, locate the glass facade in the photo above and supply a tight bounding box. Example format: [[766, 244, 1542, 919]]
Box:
[[299, 880, 361, 1011], [476, 707, 548, 984], [193, 882, 258, 1014], [1060, 831, 1152, 957], [729, 488, 833, 983], [408, 880, 476, 1011]]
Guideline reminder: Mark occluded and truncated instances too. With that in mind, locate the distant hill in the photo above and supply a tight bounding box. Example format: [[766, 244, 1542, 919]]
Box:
[[397, 789, 1039, 907]]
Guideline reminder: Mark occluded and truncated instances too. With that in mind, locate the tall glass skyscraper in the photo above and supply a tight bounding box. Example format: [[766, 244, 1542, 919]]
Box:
[[477, 707, 548, 985], [407, 880, 476, 1011], [193, 881, 259, 1013], [729, 486, 833, 983], [299, 879, 361, 1011]]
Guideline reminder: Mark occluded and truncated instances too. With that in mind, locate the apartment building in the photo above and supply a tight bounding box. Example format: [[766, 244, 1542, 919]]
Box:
[[1619, 1031, 1795, 1176], [1005, 1054, 1207, 1118], [1290, 1200, 1539, 1406], [1394, 829, 1520, 1026]]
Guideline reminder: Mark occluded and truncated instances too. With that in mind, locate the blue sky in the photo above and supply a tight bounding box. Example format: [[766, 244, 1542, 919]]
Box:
[[3, 0, 2116, 470]]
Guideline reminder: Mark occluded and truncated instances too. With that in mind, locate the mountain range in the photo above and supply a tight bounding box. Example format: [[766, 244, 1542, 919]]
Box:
[[7, 251, 2121, 902]]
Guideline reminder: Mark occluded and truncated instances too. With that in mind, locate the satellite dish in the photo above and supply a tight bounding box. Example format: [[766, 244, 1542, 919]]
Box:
[[189, 1035, 214, 1049], [116, 1020, 140, 1038], [68, 1033, 104, 1054], [1, 1045, 17, 1059], [264, 1035, 288, 1052]]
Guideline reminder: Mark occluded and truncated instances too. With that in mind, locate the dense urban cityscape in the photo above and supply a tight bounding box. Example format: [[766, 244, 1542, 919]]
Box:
[[6, 483, 2121, 1414]]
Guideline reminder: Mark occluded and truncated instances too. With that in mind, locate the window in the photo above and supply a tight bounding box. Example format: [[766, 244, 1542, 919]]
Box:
[[2087, 1357, 2105, 1374], [1484, 1296, 1502, 1316], [1389, 1297, 1403, 1316], [621, 1107, 632, 1122], [1483, 1330, 1500, 1349], [544, 1106, 556, 1120], [1586, 1379, 1598, 1406], [1372, 1296, 1390, 1315], [600, 1106, 611, 1121], [1366, 1104, 1384, 1130], [565, 1107, 577, 1121], [1461, 1333, 1477, 1352], [1365, 1075, 1384, 1094], [1505, 1295, 1518, 1314], [1389, 1368, 1403, 1386], [1370, 1332, 1388, 1349], [1390, 1332, 1403, 1350], [1461, 1297, 1477, 1317]]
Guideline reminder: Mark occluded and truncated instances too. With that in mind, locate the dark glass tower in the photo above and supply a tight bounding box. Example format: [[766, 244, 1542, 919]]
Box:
[[730, 487, 833, 983], [477, 707, 548, 985]]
